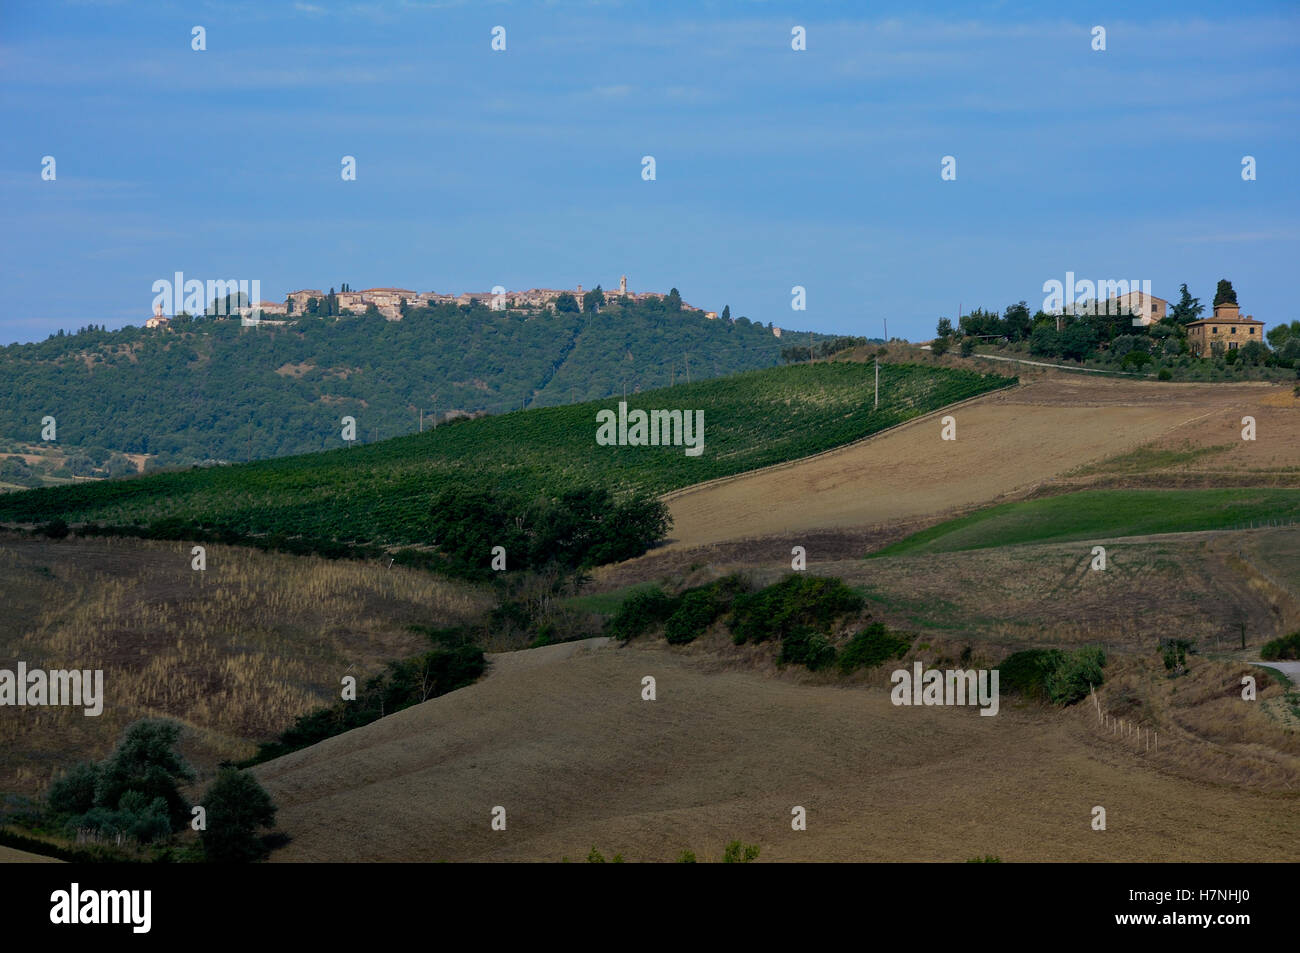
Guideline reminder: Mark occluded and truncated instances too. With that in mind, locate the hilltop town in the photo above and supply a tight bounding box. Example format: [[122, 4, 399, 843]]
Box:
[[144, 276, 756, 330]]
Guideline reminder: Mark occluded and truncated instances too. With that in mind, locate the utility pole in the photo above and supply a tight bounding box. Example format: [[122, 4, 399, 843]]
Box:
[[883, 318, 888, 343], [419, 408, 423, 433]]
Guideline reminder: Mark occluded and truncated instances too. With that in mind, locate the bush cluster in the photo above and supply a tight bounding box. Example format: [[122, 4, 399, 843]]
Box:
[[428, 484, 670, 579], [45, 719, 279, 862], [837, 622, 913, 674], [998, 646, 1106, 705], [1261, 631, 1300, 661], [606, 573, 900, 674]]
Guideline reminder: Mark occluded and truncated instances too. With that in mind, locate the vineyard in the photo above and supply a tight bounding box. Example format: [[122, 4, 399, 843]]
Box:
[[0, 362, 1014, 549]]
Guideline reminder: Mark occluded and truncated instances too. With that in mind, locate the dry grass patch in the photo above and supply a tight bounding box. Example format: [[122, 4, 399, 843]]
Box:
[[0, 533, 491, 796]]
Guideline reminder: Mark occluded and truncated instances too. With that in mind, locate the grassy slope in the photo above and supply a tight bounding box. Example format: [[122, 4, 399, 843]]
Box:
[[871, 488, 1300, 558], [0, 362, 1014, 547]]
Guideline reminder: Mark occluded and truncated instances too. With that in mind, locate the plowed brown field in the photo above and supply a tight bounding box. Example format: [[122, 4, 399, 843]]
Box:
[[255, 637, 1300, 862], [663, 377, 1300, 550]]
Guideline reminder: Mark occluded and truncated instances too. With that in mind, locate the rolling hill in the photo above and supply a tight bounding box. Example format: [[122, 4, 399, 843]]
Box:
[[0, 362, 1015, 551], [0, 296, 840, 467]]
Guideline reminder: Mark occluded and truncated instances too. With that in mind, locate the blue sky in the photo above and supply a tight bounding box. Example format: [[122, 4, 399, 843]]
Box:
[[1, 0, 1297, 344]]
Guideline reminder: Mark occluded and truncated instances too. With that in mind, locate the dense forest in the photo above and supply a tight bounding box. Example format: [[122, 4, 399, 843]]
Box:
[[0, 295, 824, 466]]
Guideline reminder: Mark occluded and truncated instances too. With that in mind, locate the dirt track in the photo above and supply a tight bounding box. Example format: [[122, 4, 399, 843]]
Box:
[[663, 378, 1295, 550]]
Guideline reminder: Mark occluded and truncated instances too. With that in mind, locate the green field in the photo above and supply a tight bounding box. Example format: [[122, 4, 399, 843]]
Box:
[[870, 488, 1300, 558], [0, 362, 1013, 548]]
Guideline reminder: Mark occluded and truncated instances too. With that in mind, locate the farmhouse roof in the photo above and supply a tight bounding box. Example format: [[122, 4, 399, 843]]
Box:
[[1186, 316, 1263, 326]]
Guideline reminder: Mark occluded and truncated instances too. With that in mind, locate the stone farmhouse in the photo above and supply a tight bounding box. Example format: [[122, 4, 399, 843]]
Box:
[[1186, 299, 1265, 357], [1110, 289, 1168, 326]]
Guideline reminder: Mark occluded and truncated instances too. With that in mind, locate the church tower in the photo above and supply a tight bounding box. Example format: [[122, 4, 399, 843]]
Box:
[[620, 275, 627, 294]]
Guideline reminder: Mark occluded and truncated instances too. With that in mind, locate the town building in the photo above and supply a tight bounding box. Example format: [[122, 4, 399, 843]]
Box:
[[145, 303, 169, 329], [1186, 300, 1265, 357], [285, 289, 324, 311], [281, 278, 708, 320]]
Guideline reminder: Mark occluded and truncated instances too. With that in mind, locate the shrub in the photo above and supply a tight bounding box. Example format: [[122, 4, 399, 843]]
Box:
[[960, 338, 975, 357], [966, 855, 1002, 863], [838, 622, 911, 673], [41, 518, 69, 539], [604, 587, 678, 642], [76, 793, 172, 845], [199, 769, 278, 863], [47, 761, 99, 816], [1157, 367, 1172, 381], [999, 647, 1105, 706], [663, 588, 725, 645], [677, 850, 697, 864], [995, 649, 1062, 702], [1261, 631, 1300, 661], [730, 575, 863, 646], [1045, 645, 1106, 704], [1158, 638, 1196, 676], [930, 337, 949, 356], [722, 840, 760, 863], [778, 626, 837, 670]]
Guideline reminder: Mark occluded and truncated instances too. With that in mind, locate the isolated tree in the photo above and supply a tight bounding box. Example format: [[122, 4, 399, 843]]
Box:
[[1029, 325, 1059, 356], [1265, 320, 1300, 350], [1240, 340, 1268, 365], [721, 305, 731, 322], [1167, 283, 1204, 325], [1002, 301, 1032, 341], [94, 719, 194, 830], [666, 288, 682, 311], [199, 769, 278, 863], [936, 317, 953, 338], [1060, 322, 1098, 361], [1213, 279, 1237, 307], [584, 285, 605, 312]]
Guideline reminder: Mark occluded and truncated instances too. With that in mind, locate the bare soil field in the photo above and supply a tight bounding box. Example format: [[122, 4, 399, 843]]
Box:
[[0, 533, 491, 797], [254, 637, 1300, 862], [662, 376, 1299, 551]]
